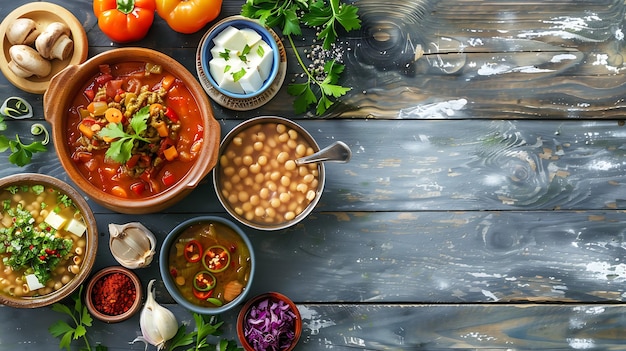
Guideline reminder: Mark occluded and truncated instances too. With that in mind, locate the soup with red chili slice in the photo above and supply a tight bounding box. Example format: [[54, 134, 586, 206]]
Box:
[[66, 62, 204, 199]]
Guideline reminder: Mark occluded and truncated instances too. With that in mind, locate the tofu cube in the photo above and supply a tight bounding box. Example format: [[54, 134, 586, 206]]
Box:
[[239, 68, 264, 94], [44, 211, 66, 230], [213, 26, 247, 53], [250, 41, 274, 80], [25, 274, 45, 291], [65, 218, 86, 237], [240, 28, 263, 47]]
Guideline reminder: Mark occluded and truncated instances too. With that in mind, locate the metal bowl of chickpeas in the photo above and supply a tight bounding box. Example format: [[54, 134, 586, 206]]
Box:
[[213, 116, 325, 231]]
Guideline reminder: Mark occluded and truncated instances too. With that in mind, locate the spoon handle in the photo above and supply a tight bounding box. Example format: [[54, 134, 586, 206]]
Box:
[[295, 141, 352, 165]]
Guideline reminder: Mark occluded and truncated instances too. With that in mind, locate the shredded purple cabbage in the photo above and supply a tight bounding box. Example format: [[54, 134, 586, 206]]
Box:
[[243, 296, 298, 351]]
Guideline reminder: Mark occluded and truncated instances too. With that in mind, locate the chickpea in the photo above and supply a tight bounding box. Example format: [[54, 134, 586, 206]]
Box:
[[238, 191, 250, 203], [253, 141, 264, 151], [250, 163, 261, 174], [243, 155, 254, 166], [61, 274, 71, 284], [277, 151, 289, 164], [224, 166, 236, 176], [285, 160, 296, 171], [280, 176, 291, 187], [296, 144, 307, 156]]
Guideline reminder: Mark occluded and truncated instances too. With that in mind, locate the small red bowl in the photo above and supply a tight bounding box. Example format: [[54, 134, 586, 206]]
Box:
[[84, 266, 142, 323], [237, 292, 302, 351]]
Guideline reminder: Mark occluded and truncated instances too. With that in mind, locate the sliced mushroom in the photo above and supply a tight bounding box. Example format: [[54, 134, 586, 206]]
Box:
[[35, 22, 73, 60], [6, 18, 40, 45], [8, 45, 51, 78]]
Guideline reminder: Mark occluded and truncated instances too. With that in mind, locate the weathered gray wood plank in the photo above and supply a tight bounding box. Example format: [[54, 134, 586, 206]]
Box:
[[2, 303, 626, 350]]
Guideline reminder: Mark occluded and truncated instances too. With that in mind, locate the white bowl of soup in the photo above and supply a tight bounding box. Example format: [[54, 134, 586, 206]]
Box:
[[213, 116, 326, 230], [0, 173, 97, 308], [43, 47, 220, 214], [159, 216, 255, 314]]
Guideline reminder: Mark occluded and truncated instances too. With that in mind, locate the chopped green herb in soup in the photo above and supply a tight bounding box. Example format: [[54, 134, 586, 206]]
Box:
[[0, 185, 87, 298]]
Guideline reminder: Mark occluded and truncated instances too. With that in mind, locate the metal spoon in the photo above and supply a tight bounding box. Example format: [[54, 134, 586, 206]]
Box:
[[295, 141, 352, 165]]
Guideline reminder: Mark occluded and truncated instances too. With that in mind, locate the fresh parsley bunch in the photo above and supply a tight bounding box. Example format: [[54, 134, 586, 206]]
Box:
[[98, 105, 151, 164], [49, 286, 108, 351], [242, 0, 361, 115], [167, 313, 241, 351], [0, 115, 48, 167]]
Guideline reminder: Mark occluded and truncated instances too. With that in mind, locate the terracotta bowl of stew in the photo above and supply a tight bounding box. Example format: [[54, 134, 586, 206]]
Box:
[[213, 116, 326, 231], [0, 173, 98, 308], [237, 292, 302, 351], [159, 216, 255, 315], [43, 47, 221, 214], [84, 266, 143, 323]]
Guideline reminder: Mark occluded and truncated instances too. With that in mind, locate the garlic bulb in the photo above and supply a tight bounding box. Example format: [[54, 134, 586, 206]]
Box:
[[109, 222, 156, 269], [132, 279, 179, 350]]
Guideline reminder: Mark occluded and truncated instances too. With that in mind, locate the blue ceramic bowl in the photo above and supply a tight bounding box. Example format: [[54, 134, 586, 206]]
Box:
[[200, 16, 280, 99], [159, 216, 255, 314]]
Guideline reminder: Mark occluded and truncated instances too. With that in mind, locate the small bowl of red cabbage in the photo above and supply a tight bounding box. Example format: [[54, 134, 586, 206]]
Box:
[[237, 292, 302, 351]]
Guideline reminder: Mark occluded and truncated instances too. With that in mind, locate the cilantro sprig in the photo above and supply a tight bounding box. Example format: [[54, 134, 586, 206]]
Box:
[[242, 0, 361, 115], [49, 286, 107, 351], [0, 114, 48, 167], [98, 105, 151, 164], [167, 313, 242, 351]]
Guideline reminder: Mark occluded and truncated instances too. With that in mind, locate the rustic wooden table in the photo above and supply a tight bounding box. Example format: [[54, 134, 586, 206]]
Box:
[[2, 0, 626, 349]]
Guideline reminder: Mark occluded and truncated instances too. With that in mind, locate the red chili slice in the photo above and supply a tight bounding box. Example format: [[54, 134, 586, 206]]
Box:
[[184, 240, 202, 263], [202, 245, 231, 273], [193, 270, 216, 291], [192, 287, 213, 300]]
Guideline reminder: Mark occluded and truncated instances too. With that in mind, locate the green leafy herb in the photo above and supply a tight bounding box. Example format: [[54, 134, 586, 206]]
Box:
[[0, 194, 73, 283], [242, 0, 361, 115], [98, 105, 151, 164], [0, 115, 48, 166], [238, 44, 252, 62], [167, 313, 242, 351], [219, 49, 231, 60], [257, 45, 265, 57], [224, 64, 232, 73], [232, 67, 247, 82], [49, 286, 107, 351]]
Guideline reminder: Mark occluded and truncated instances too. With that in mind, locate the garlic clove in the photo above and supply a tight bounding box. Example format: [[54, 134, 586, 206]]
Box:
[[131, 279, 179, 351], [109, 222, 156, 269]]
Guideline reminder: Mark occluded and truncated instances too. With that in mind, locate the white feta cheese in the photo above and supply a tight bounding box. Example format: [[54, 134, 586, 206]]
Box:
[[239, 28, 262, 47], [239, 67, 264, 94], [44, 211, 66, 230], [212, 26, 247, 53], [209, 25, 275, 95], [248, 41, 274, 80], [64, 218, 86, 237], [219, 73, 245, 94], [25, 274, 45, 291]]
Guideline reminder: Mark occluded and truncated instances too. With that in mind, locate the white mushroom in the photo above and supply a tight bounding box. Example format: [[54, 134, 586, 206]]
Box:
[[35, 22, 73, 60], [8, 45, 51, 78], [6, 18, 40, 45]]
